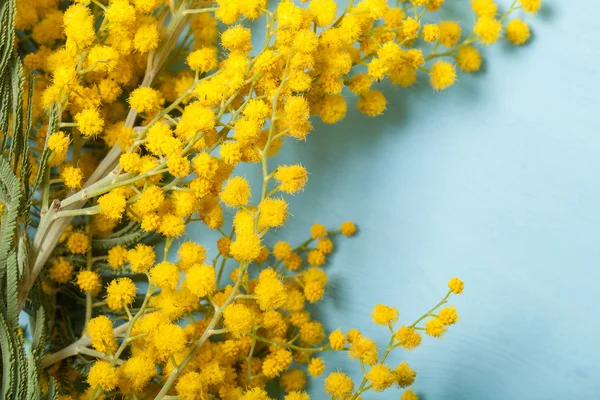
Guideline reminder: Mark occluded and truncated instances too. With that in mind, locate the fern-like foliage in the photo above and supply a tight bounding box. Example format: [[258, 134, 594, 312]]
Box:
[[0, 1, 47, 398]]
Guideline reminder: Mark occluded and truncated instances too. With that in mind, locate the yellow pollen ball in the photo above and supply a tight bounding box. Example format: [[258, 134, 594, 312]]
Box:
[[394, 326, 422, 350], [67, 232, 88, 254], [372, 304, 399, 326], [357, 90, 387, 117], [107, 245, 128, 269], [98, 190, 127, 221], [438, 21, 461, 47], [396, 361, 417, 387], [273, 241, 292, 260], [186, 47, 218, 73], [425, 317, 447, 337], [472, 0, 498, 18], [220, 176, 251, 208], [422, 24, 440, 42], [48, 258, 74, 284], [178, 242, 207, 267], [76, 270, 102, 293], [308, 0, 337, 27], [324, 372, 354, 399], [75, 109, 104, 137], [60, 166, 83, 189], [429, 61, 456, 91], [319, 94, 347, 124], [134, 23, 160, 53], [519, 0, 541, 14], [307, 357, 325, 377], [474, 17, 502, 45], [149, 261, 180, 290], [340, 221, 357, 236], [88, 361, 119, 391], [366, 364, 396, 392], [128, 87, 165, 114], [87, 315, 117, 353], [402, 389, 419, 400], [456, 46, 482, 72], [310, 223, 327, 239], [506, 19, 531, 46], [221, 25, 252, 53], [448, 277, 464, 294], [258, 198, 289, 229], [127, 244, 156, 273], [223, 303, 254, 337], [106, 278, 136, 310], [183, 264, 216, 297]]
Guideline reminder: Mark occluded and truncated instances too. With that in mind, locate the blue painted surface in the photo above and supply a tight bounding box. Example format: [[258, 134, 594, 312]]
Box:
[[188, 1, 600, 398]]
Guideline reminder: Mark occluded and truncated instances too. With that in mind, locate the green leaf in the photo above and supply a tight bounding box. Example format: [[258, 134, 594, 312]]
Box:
[[5, 250, 19, 326], [47, 377, 59, 400], [92, 222, 152, 250], [20, 74, 34, 216], [31, 306, 46, 355], [0, 312, 16, 400], [15, 331, 27, 400], [0, 0, 15, 74], [0, 157, 23, 276], [9, 57, 24, 173], [26, 351, 40, 400], [0, 73, 10, 152]]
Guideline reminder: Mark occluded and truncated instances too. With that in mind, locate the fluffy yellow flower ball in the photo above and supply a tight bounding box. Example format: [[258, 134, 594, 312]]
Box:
[[425, 317, 447, 337], [86, 316, 117, 353], [394, 326, 422, 350], [324, 372, 354, 399], [98, 190, 127, 221], [506, 19, 531, 46], [258, 198, 288, 229], [106, 278, 137, 310], [254, 269, 288, 311], [186, 47, 218, 73], [519, 0, 542, 14], [396, 361, 417, 388], [220, 176, 251, 207], [183, 264, 216, 298], [88, 361, 119, 391], [371, 304, 399, 326], [357, 90, 387, 117], [128, 87, 165, 114], [328, 329, 347, 350], [76, 270, 102, 293], [471, 0, 497, 18], [149, 261, 180, 290], [429, 61, 456, 91], [474, 17, 502, 45], [75, 108, 104, 137], [176, 371, 206, 400], [223, 303, 254, 337], [456, 46, 482, 73], [48, 257, 74, 284], [366, 364, 396, 392], [307, 357, 325, 377], [121, 356, 156, 392], [448, 277, 465, 294], [274, 165, 308, 194], [60, 166, 83, 189], [127, 244, 156, 273]]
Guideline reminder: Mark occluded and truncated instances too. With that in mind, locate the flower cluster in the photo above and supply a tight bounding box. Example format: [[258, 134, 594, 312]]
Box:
[[10, 0, 541, 398]]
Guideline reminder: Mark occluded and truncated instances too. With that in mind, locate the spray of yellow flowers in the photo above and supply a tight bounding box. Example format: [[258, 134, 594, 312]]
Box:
[[0, 0, 541, 398]]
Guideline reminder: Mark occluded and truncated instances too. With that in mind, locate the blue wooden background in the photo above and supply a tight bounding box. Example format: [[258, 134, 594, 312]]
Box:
[[189, 1, 600, 398]]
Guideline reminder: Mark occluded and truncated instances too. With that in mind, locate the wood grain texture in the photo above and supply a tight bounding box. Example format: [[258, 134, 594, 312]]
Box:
[[187, 1, 600, 398]]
